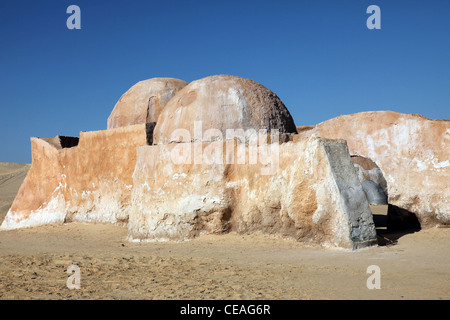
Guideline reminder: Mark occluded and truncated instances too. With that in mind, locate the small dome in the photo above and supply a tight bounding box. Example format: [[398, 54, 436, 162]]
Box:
[[107, 78, 188, 129], [153, 75, 297, 144]]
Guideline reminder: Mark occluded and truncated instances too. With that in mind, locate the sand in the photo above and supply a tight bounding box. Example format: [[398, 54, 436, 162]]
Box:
[[0, 162, 30, 223], [0, 162, 448, 300]]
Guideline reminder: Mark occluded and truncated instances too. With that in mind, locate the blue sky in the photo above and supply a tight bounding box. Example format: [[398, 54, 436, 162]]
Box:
[[1, 0, 449, 163]]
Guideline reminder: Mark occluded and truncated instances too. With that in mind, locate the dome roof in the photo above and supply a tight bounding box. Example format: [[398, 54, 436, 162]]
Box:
[[153, 75, 297, 144], [107, 77, 188, 129]]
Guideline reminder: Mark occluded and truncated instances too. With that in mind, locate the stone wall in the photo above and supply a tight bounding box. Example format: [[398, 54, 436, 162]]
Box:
[[300, 111, 450, 227], [127, 136, 377, 249], [1, 124, 148, 229]]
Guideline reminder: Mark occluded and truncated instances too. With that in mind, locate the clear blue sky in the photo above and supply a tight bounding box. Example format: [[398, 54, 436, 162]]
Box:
[[1, 0, 449, 163]]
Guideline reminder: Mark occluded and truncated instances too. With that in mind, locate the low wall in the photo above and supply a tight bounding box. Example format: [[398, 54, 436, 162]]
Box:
[[1, 124, 148, 229]]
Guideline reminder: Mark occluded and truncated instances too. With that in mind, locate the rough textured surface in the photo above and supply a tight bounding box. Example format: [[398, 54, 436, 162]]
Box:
[[351, 155, 388, 196], [153, 75, 298, 144], [300, 111, 450, 227], [320, 140, 377, 248], [1, 125, 148, 229], [361, 180, 388, 205], [128, 136, 377, 249], [107, 78, 188, 129], [1, 223, 449, 300]]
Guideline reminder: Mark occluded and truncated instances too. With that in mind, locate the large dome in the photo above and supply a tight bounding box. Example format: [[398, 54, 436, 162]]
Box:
[[107, 77, 188, 129], [153, 75, 297, 144]]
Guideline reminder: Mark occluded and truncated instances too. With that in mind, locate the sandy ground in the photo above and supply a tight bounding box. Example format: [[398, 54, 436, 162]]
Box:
[[0, 163, 449, 300], [0, 162, 30, 223]]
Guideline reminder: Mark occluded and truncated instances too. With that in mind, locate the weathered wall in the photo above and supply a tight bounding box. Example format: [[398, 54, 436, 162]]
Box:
[[1, 121, 379, 249], [1, 125, 148, 229], [2, 138, 65, 228], [299, 111, 450, 227], [127, 136, 377, 249]]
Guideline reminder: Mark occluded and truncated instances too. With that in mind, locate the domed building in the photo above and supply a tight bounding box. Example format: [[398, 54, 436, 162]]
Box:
[[107, 77, 188, 129], [4, 73, 396, 251], [152, 75, 298, 144]]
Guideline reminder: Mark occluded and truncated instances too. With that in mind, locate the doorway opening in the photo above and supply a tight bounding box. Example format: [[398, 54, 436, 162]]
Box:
[[351, 155, 421, 246]]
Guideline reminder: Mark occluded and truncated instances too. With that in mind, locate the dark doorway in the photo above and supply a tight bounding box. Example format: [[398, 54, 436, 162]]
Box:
[[373, 204, 421, 246]]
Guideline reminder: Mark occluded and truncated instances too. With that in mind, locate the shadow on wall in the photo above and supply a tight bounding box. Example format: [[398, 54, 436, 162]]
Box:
[[41, 136, 79, 149]]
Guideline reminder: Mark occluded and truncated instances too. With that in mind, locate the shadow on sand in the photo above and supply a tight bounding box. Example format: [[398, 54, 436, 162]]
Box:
[[372, 204, 421, 246]]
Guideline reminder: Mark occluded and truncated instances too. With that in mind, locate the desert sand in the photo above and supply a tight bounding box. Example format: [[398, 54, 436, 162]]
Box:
[[0, 162, 448, 300], [0, 163, 30, 223]]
